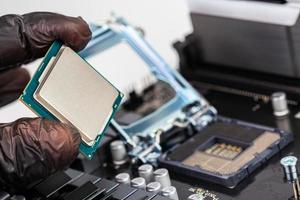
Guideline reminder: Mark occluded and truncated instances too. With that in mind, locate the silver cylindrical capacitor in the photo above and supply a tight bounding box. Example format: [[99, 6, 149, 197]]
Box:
[[110, 140, 128, 165], [281, 156, 298, 183], [153, 168, 171, 189], [115, 173, 130, 185], [138, 164, 154, 183], [280, 156, 300, 199], [146, 182, 162, 193], [271, 92, 289, 117], [187, 193, 205, 200], [161, 186, 179, 200], [131, 177, 146, 189]]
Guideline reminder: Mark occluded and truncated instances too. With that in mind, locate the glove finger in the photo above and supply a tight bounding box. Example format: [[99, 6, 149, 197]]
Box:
[[0, 117, 81, 190], [0, 68, 30, 107], [0, 12, 91, 70], [23, 12, 92, 58]]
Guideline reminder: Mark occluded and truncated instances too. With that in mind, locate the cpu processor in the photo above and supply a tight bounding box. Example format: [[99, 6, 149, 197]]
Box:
[[20, 41, 123, 159]]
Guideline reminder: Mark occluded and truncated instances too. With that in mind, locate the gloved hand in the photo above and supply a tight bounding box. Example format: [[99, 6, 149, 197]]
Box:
[[0, 12, 92, 191]]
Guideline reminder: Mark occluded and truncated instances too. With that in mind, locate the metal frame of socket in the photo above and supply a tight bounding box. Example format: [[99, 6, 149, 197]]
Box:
[[114, 165, 179, 200], [79, 15, 217, 165]]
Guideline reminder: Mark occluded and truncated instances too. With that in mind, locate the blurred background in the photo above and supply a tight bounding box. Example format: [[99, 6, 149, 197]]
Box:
[[0, 0, 192, 122]]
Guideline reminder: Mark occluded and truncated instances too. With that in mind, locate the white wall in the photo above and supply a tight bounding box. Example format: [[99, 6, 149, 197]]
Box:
[[0, 0, 192, 122]]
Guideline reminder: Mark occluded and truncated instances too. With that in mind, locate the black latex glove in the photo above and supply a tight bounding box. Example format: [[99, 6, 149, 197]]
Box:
[[0, 12, 92, 191]]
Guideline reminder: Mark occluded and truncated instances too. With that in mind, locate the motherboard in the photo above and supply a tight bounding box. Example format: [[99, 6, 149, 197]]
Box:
[[2, 16, 300, 200]]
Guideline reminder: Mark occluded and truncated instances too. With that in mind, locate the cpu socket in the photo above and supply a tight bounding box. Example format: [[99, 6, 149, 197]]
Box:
[[159, 118, 292, 188]]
